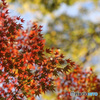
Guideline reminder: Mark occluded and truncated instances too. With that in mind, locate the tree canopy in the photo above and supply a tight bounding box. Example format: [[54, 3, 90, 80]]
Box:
[[0, 0, 100, 100], [0, 0, 74, 99]]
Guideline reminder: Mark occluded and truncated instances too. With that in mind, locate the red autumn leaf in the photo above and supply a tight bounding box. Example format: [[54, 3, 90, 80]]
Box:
[[21, 18, 25, 23], [16, 16, 20, 20], [46, 48, 51, 53], [66, 58, 71, 63]]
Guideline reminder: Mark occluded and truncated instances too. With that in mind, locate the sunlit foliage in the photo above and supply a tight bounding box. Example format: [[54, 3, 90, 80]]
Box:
[[0, 0, 74, 99]]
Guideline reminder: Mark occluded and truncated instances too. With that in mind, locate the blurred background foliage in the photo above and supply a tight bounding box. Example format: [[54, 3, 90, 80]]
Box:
[[7, 0, 98, 13], [6, 0, 100, 99]]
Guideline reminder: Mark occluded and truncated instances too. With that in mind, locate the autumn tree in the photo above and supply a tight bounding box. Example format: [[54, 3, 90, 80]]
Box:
[[0, 0, 75, 99], [0, 1, 100, 100]]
